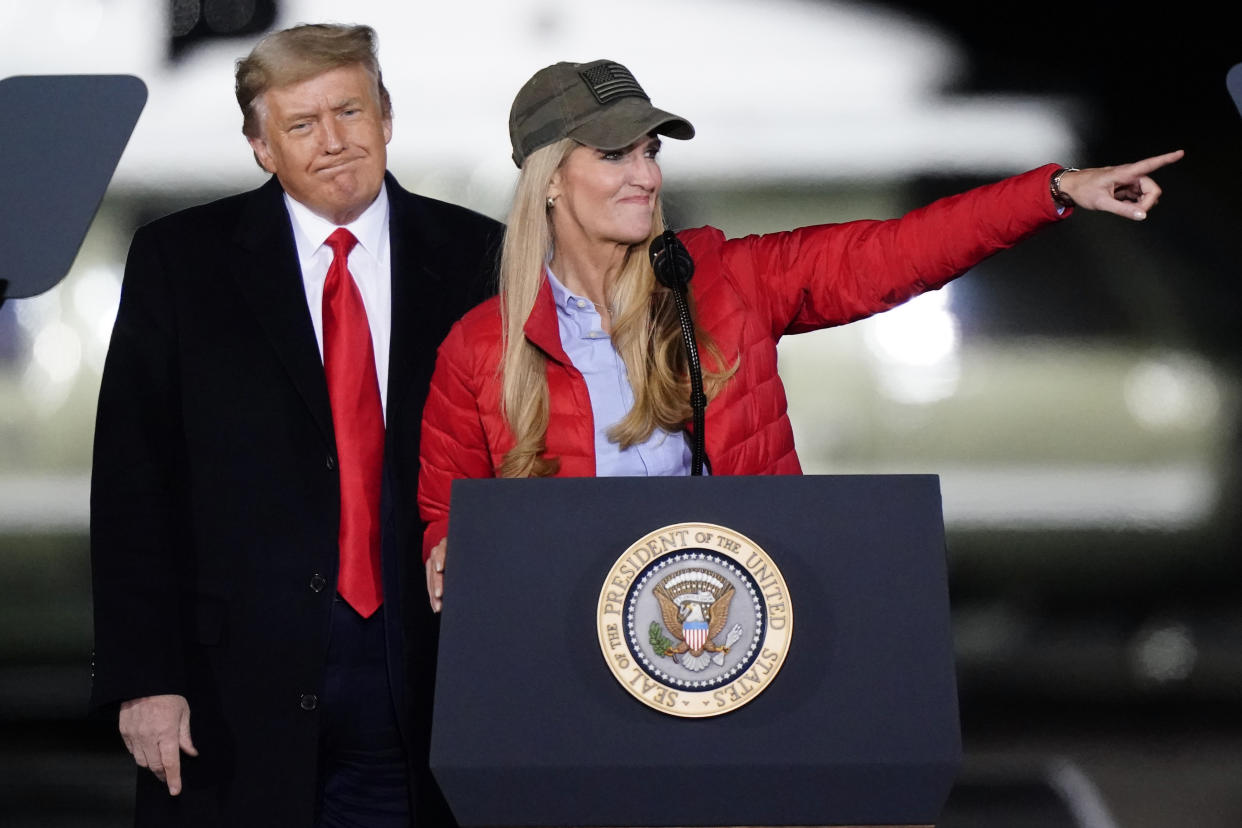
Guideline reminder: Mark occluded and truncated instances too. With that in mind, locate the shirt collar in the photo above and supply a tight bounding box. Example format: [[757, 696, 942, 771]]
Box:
[[545, 265, 600, 316], [545, 265, 573, 309], [284, 182, 390, 260]]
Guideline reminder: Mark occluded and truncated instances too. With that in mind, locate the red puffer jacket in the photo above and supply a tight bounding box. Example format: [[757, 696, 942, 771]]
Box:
[[419, 164, 1066, 558]]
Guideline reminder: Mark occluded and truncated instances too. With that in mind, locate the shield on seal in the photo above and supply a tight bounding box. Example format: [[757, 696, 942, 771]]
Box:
[[683, 618, 708, 652]]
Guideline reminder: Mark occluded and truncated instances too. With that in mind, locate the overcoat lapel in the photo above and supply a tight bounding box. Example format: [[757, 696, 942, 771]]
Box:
[[386, 174, 462, 431], [230, 176, 335, 443]]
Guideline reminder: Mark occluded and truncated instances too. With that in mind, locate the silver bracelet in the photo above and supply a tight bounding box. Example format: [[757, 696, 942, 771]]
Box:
[[1050, 167, 1079, 208]]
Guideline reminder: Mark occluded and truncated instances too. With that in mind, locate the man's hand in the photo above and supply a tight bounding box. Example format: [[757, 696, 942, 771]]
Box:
[[425, 538, 446, 613], [118, 694, 198, 795]]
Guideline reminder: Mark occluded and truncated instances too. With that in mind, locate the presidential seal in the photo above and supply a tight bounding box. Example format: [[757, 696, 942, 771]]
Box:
[[596, 522, 792, 717]]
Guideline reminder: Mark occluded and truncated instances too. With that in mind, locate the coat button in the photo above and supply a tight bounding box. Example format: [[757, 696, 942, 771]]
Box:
[[326, 454, 336, 470], [309, 573, 327, 593], [300, 693, 317, 710]]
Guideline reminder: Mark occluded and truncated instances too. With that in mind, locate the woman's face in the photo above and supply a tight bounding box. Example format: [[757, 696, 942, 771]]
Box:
[[549, 135, 662, 250]]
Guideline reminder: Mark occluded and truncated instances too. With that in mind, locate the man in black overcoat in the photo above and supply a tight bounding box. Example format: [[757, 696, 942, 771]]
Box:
[[89, 22, 500, 827]]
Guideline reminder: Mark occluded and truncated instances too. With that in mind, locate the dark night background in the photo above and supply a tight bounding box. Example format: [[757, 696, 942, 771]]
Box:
[[893, 1, 1242, 361], [892, 6, 1242, 826]]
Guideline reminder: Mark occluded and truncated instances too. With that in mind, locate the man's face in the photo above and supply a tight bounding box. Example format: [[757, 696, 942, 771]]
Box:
[[248, 63, 392, 225]]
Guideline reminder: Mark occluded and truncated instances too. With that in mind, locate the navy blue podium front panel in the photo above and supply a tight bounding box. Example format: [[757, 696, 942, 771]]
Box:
[[431, 474, 960, 827]]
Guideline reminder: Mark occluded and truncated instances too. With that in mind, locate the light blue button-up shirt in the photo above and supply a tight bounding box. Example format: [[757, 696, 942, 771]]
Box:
[[546, 267, 692, 477]]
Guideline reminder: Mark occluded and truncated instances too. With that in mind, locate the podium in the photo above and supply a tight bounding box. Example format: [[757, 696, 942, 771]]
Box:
[[430, 474, 961, 827]]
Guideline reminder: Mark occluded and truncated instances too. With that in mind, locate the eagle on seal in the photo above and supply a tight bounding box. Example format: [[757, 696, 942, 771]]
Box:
[[654, 580, 735, 660]]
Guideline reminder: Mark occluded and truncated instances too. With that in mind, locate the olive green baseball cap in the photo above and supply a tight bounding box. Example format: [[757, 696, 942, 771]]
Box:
[[508, 59, 695, 168]]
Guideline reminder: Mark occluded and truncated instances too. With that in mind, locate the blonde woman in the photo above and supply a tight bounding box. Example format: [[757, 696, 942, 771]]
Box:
[[419, 58, 1182, 611]]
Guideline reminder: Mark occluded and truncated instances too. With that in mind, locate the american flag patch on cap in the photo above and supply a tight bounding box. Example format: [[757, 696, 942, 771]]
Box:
[[579, 62, 649, 104]]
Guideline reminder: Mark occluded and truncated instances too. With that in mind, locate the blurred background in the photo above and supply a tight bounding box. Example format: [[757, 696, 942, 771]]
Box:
[[2, 1, 1240, 826]]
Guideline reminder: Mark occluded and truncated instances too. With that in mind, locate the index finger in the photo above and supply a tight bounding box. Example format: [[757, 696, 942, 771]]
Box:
[[159, 737, 184, 795], [1123, 149, 1184, 177]]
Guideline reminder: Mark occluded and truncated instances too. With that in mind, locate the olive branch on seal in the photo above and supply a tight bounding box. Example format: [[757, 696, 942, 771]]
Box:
[[648, 621, 674, 657]]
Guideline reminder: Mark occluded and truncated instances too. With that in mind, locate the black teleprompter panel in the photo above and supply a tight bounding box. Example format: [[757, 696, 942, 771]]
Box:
[[1, 74, 146, 301]]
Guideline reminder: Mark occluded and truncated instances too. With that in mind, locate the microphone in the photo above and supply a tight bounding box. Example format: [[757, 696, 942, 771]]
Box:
[[648, 231, 708, 476], [649, 229, 694, 288]]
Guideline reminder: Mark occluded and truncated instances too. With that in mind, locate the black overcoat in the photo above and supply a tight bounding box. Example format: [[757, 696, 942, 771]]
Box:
[[89, 172, 502, 826]]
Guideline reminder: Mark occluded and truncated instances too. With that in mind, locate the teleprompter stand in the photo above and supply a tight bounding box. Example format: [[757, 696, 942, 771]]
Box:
[[431, 474, 961, 827]]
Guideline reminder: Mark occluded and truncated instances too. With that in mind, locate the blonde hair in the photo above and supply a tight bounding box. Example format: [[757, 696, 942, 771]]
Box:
[[235, 23, 392, 141], [497, 139, 736, 478]]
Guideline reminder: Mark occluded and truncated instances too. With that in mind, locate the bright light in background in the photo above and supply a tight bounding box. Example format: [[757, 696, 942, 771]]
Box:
[[866, 289, 959, 365], [13, 289, 59, 345], [1124, 353, 1222, 432], [71, 265, 123, 368], [53, 0, 104, 46], [25, 320, 83, 410], [13, 287, 84, 411], [0, 0, 160, 75], [0, 0, 17, 33], [864, 288, 961, 404], [31, 321, 82, 384], [1, 0, 1077, 196], [939, 464, 1217, 531]]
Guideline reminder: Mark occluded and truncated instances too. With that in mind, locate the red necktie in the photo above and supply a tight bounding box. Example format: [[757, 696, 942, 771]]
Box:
[[322, 228, 384, 617]]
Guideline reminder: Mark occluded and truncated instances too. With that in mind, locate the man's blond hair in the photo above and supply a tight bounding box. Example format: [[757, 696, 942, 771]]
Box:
[[234, 23, 391, 139]]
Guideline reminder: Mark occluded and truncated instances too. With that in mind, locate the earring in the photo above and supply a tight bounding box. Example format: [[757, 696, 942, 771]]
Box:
[[546, 196, 557, 209]]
